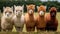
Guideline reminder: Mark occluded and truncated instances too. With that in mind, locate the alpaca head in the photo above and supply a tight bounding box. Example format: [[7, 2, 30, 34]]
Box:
[[3, 7, 13, 19], [50, 7, 57, 18], [37, 5, 46, 17], [26, 4, 35, 15], [14, 5, 24, 17]]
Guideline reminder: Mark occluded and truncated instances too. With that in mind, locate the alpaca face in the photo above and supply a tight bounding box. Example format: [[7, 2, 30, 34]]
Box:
[[26, 4, 35, 15], [14, 5, 24, 17], [37, 5, 46, 16], [50, 7, 57, 17], [3, 7, 13, 19], [50, 11, 56, 17]]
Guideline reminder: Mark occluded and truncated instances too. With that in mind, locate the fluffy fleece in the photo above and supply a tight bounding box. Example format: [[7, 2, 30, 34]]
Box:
[[25, 4, 36, 32], [36, 5, 46, 31], [12, 5, 25, 32], [1, 7, 14, 31], [45, 7, 58, 31]]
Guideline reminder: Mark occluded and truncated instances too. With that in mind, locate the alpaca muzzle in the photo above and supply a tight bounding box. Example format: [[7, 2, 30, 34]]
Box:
[[39, 11, 44, 16], [51, 12, 56, 17], [29, 10, 33, 14]]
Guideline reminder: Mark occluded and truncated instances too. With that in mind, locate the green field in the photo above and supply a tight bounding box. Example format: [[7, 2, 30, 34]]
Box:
[[0, 12, 60, 34]]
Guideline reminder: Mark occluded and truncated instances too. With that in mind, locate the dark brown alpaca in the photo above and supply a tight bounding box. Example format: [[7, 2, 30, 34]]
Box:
[[45, 7, 58, 31]]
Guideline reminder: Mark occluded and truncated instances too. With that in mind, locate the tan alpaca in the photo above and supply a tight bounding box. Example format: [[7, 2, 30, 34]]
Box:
[[1, 7, 14, 31], [36, 5, 46, 31], [25, 4, 36, 32], [13, 5, 24, 32]]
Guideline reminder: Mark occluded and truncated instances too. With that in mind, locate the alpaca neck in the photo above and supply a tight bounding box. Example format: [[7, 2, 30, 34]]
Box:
[[16, 15, 21, 18], [39, 15, 44, 19], [5, 18, 12, 22], [51, 16, 56, 20], [38, 15, 45, 21], [29, 14, 34, 20], [51, 17, 56, 22]]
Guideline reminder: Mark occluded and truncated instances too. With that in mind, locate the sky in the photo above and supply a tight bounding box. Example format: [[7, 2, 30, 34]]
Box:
[[40, 0, 60, 2]]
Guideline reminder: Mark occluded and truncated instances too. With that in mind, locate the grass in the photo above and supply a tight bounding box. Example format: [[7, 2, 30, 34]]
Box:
[[0, 12, 60, 34]]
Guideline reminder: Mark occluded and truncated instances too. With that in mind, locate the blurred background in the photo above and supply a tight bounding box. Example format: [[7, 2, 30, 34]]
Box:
[[0, 0, 60, 12]]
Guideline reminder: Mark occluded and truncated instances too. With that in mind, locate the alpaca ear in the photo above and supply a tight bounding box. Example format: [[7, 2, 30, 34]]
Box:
[[37, 6, 39, 9], [45, 6, 47, 9], [11, 6, 13, 9], [14, 5, 16, 11], [26, 5, 28, 8], [11, 6, 13, 11], [33, 5, 35, 9], [3, 7, 5, 11], [14, 5, 16, 8], [22, 5, 24, 8]]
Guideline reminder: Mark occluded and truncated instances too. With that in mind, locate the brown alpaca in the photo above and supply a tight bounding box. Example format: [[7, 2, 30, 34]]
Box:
[[36, 5, 46, 31], [25, 4, 36, 32], [45, 7, 58, 31]]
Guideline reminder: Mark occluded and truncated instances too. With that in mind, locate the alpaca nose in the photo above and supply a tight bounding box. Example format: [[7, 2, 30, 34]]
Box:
[[18, 11, 20, 13], [39, 11, 44, 16], [6, 13, 10, 17], [16, 11, 20, 14], [29, 10, 33, 14], [51, 12, 55, 17]]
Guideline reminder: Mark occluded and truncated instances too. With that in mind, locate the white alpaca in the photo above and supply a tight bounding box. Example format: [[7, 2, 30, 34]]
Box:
[[1, 7, 14, 31], [13, 5, 24, 32]]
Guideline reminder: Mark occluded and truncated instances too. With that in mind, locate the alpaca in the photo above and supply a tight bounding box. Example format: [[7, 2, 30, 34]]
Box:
[[24, 4, 36, 32], [13, 5, 24, 32], [1, 7, 14, 31], [36, 5, 46, 31], [45, 7, 58, 31]]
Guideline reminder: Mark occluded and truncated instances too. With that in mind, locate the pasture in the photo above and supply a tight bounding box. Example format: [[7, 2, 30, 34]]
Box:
[[0, 12, 60, 34]]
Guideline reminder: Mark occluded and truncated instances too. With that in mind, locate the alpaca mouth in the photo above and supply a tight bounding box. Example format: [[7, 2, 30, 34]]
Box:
[[50, 12, 56, 17], [7, 14, 9, 17], [6, 14, 10, 17], [51, 15, 56, 17], [28, 10, 33, 14]]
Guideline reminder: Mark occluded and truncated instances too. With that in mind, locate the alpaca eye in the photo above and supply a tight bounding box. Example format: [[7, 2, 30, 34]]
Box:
[[20, 10, 22, 12], [16, 10, 18, 12], [5, 12, 7, 14], [9, 12, 12, 14]]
